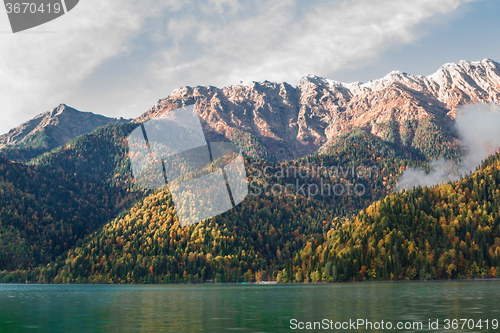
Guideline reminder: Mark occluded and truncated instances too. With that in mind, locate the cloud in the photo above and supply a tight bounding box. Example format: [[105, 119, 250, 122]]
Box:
[[0, 0, 175, 133], [0, 0, 477, 135], [397, 102, 500, 190], [152, 0, 477, 86]]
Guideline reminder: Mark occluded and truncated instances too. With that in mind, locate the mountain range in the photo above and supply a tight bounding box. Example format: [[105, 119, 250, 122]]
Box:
[[137, 58, 500, 160], [1, 59, 500, 283], [2, 59, 499, 162]]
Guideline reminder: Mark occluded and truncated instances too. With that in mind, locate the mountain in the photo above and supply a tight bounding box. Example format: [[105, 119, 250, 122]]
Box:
[[4, 147, 500, 284], [0, 104, 129, 161], [285, 152, 500, 282], [0, 123, 146, 271], [0, 130, 425, 283], [135, 59, 500, 161], [2, 59, 497, 163], [1, 58, 500, 283]]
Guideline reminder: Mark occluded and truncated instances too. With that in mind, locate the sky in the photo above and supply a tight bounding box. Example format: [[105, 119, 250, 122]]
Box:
[[0, 0, 499, 135]]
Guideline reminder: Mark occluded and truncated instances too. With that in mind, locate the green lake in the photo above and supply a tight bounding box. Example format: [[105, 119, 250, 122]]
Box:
[[0, 281, 499, 332]]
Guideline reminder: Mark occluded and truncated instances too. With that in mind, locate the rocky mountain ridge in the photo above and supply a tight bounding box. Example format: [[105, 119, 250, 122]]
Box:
[[135, 59, 500, 160], [0, 104, 129, 161]]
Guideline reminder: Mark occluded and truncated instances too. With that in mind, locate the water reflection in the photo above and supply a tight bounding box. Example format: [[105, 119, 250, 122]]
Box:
[[0, 281, 498, 332]]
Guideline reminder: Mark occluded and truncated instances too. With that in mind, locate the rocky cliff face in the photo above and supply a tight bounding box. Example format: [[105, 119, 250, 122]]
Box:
[[0, 104, 129, 160], [135, 59, 500, 161]]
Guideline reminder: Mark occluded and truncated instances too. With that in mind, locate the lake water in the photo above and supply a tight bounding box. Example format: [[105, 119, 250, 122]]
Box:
[[0, 281, 499, 332]]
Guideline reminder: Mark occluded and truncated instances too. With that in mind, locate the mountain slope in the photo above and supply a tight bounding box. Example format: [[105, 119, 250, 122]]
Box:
[[0, 104, 128, 161], [135, 59, 500, 161], [285, 152, 500, 282], [0, 123, 146, 271], [0, 131, 428, 283]]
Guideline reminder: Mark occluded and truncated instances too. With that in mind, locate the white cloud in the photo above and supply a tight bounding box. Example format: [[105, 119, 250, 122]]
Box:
[[151, 0, 477, 86], [397, 102, 500, 191], [0, 0, 477, 134], [0, 0, 174, 133]]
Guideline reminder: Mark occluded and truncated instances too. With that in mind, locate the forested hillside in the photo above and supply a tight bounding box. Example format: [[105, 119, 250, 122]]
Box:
[[0, 123, 146, 271], [0, 129, 427, 283], [282, 153, 500, 283], [1, 111, 491, 285]]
